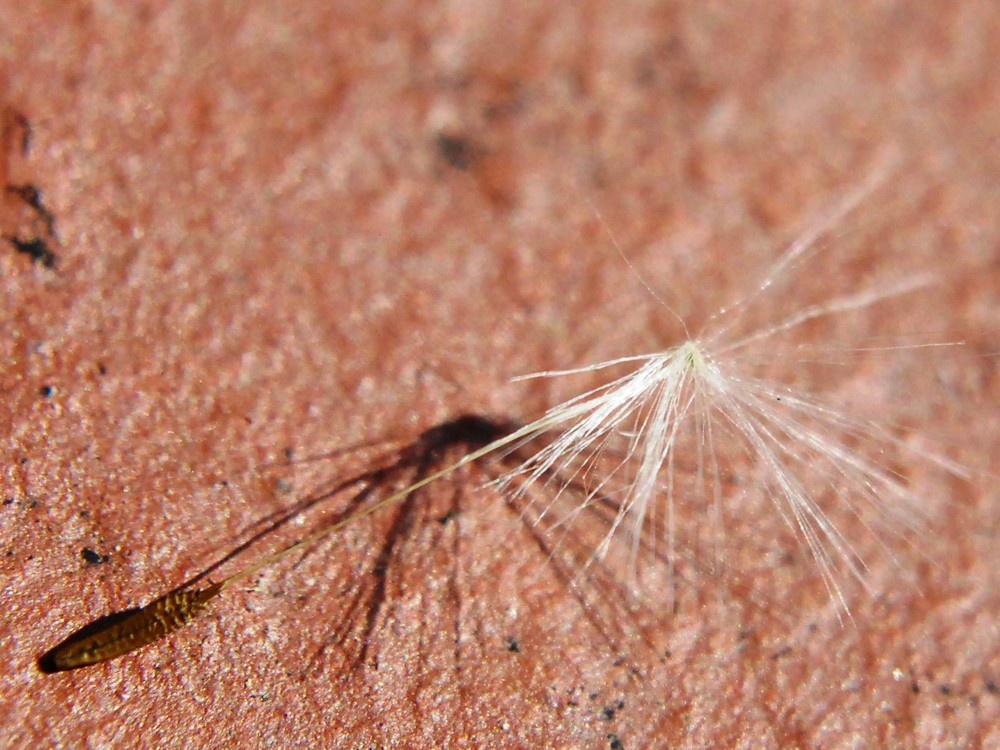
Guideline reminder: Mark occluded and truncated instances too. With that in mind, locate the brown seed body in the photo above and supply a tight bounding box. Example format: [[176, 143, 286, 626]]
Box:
[[44, 583, 222, 672]]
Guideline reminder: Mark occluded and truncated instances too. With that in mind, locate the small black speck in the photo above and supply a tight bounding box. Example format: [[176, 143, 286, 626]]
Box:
[[911, 681, 921, 694], [7, 183, 41, 210], [939, 685, 952, 696], [81, 547, 110, 564], [3, 498, 14, 506], [10, 111, 31, 155], [505, 636, 520, 653], [283, 447, 294, 460], [771, 646, 793, 660], [7, 235, 57, 268], [39, 384, 53, 398], [436, 133, 475, 170], [6, 183, 57, 237], [986, 681, 999, 695], [97, 362, 107, 376], [79, 510, 89, 517], [607, 733, 625, 750], [437, 509, 458, 525]]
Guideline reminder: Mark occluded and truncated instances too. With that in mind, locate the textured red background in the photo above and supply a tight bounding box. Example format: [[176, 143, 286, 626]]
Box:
[[2, 3, 999, 748]]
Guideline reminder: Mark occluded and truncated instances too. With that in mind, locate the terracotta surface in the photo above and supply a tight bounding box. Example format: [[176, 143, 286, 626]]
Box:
[[2, 3, 999, 748]]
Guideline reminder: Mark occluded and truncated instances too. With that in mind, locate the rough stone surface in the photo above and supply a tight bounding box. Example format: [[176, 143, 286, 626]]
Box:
[[2, 3, 998, 748]]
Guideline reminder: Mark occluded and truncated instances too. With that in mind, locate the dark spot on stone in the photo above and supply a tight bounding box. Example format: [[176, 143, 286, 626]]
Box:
[[8, 110, 31, 155], [39, 384, 53, 398], [6, 183, 57, 237], [81, 547, 110, 564], [607, 733, 625, 749], [7, 235, 56, 268], [436, 133, 475, 170], [506, 636, 520, 653], [7, 183, 40, 208], [437, 509, 458, 525], [602, 701, 624, 720], [771, 646, 792, 660]]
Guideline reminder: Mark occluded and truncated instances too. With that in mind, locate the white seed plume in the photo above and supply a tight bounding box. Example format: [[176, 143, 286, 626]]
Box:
[[491, 172, 963, 613]]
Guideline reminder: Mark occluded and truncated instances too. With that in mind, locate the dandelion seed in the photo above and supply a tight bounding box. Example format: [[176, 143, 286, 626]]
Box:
[[42, 166, 967, 670]]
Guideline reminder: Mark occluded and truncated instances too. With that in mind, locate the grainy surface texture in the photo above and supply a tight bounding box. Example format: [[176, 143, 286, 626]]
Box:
[[2, 2, 999, 749]]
